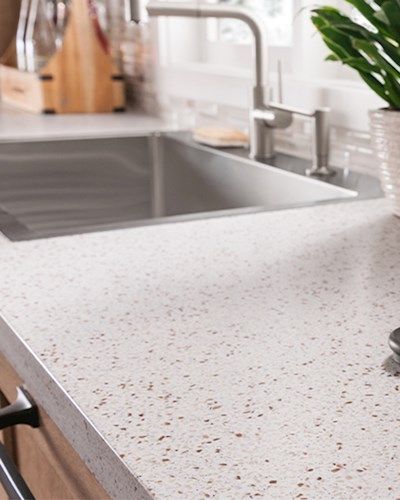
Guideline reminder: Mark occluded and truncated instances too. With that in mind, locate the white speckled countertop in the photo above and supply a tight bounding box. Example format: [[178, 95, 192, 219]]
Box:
[[0, 104, 174, 142], [0, 197, 400, 499]]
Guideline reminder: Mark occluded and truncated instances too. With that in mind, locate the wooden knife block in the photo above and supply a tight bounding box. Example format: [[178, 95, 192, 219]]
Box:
[[0, 0, 125, 114]]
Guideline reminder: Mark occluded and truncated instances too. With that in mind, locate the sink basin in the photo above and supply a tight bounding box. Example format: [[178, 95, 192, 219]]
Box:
[[0, 132, 380, 241]]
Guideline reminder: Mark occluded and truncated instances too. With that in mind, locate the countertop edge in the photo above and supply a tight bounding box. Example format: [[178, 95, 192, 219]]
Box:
[[0, 314, 152, 500]]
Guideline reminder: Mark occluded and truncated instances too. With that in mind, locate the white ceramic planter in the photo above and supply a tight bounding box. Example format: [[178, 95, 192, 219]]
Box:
[[370, 109, 400, 216]]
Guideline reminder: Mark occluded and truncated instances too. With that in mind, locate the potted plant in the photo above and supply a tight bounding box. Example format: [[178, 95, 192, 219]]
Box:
[[312, 0, 400, 215]]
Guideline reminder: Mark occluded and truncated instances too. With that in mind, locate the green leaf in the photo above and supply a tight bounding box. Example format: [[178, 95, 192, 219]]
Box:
[[319, 26, 360, 57], [353, 39, 400, 79], [373, 38, 400, 67], [311, 15, 328, 30], [314, 6, 400, 65], [311, 2, 400, 107], [374, 8, 390, 25], [325, 53, 340, 61], [380, 0, 400, 38], [360, 72, 395, 104], [343, 0, 393, 38], [343, 56, 380, 72], [322, 36, 354, 60], [384, 72, 400, 106], [330, 22, 400, 66], [374, 0, 388, 7]]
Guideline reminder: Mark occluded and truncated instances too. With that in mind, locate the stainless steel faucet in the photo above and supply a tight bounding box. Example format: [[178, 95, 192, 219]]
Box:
[[126, 0, 334, 177]]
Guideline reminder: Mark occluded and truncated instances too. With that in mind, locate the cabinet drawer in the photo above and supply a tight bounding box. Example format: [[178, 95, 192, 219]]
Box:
[[0, 352, 109, 499]]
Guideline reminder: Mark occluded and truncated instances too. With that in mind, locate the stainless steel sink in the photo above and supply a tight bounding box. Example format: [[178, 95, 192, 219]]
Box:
[[0, 132, 381, 241]]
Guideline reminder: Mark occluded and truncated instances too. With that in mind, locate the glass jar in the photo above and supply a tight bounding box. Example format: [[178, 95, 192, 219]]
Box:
[[25, 0, 57, 72]]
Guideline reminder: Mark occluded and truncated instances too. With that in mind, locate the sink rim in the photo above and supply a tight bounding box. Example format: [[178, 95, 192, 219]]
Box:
[[0, 131, 382, 242], [0, 129, 378, 198]]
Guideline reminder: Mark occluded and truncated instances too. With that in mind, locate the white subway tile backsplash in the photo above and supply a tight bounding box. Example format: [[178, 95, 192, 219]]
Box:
[[211, 104, 378, 177]]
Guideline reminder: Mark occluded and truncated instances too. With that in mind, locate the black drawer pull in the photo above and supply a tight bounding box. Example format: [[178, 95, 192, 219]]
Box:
[[0, 441, 34, 500], [0, 387, 40, 500], [0, 387, 39, 431]]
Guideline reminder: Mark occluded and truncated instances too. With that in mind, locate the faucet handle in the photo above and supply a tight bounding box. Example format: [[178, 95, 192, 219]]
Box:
[[269, 101, 329, 119]]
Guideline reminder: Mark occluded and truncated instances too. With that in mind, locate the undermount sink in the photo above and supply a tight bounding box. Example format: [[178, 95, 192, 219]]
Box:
[[0, 132, 381, 241]]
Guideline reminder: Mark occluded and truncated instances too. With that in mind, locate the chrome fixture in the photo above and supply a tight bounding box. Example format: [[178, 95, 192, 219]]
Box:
[[389, 328, 400, 363], [124, 0, 145, 23], [256, 103, 332, 177], [124, 1, 335, 176], [0, 386, 39, 500]]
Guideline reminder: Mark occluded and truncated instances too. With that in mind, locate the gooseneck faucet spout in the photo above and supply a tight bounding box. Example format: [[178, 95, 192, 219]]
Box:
[[147, 2, 266, 89], [146, 1, 275, 160], [133, 1, 334, 175]]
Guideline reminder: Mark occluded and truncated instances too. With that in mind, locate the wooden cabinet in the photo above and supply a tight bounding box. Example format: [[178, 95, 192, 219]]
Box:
[[0, 353, 109, 499]]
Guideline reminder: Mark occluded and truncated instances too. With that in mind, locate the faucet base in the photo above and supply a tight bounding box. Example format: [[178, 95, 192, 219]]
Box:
[[249, 152, 276, 162], [306, 165, 335, 178]]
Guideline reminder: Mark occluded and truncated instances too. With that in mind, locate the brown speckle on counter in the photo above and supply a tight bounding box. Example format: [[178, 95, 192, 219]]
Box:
[[0, 198, 399, 498]]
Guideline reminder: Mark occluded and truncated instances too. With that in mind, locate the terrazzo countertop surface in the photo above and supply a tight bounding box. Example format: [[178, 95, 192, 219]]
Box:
[[0, 198, 400, 499], [0, 104, 174, 141]]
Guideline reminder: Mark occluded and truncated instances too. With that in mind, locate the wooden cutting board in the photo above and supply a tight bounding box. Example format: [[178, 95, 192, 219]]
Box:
[[0, 0, 20, 61]]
